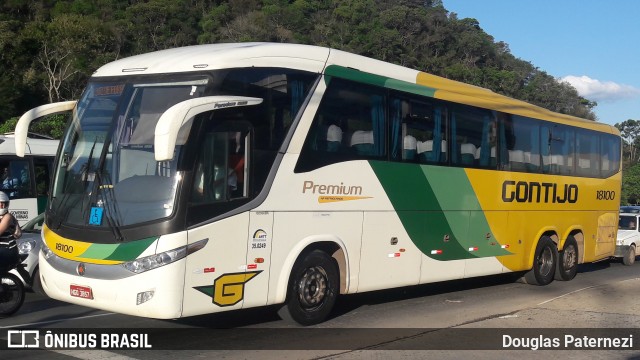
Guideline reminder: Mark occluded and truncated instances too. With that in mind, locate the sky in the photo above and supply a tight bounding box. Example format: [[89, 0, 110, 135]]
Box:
[[443, 0, 640, 125]]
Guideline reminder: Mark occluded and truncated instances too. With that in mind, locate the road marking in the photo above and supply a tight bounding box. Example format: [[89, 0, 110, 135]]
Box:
[[0, 312, 115, 329], [536, 277, 640, 306], [536, 285, 599, 306]]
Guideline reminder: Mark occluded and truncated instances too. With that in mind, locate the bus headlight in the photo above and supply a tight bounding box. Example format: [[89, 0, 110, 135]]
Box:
[[41, 242, 56, 260], [122, 238, 207, 274]]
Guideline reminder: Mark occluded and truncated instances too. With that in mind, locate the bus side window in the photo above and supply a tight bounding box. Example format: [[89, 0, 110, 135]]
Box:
[[192, 129, 249, 203], [450, 107, 492, 169], [295, 78, 386, 172]]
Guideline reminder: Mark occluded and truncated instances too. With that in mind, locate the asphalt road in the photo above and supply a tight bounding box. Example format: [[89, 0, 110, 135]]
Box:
[[2, 258, 640, 359]]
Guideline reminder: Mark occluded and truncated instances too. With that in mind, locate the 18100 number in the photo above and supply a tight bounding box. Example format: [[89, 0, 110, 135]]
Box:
[[596, 190, 616, 200]]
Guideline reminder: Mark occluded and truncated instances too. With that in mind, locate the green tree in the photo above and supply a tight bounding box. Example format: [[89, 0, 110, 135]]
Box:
[[19, 13, 120, 102], [615, 120, 640, 164], [621, 164, 640, 205], [0, 0, 604, 125]]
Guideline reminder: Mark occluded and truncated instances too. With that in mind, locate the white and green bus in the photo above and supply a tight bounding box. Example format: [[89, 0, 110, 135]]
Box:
[[0, 135, 58, 225], [16, 43, 621, 325]]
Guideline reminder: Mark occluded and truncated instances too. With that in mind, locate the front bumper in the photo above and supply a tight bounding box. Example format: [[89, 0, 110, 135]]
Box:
[[614, 245, 631, 257]]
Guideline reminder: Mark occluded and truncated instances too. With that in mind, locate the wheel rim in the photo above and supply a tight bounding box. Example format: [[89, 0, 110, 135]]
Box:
[[539, 247, 553, 276], [563, 245, 577, 270], [296, 266, 329, 310]]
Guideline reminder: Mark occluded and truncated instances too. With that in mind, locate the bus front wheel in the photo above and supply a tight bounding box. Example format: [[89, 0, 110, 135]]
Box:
[[623, 244, 636, 266], [555, 236, 578, 281], [523, 236, 558, 286], [278, 249, 339, 326]]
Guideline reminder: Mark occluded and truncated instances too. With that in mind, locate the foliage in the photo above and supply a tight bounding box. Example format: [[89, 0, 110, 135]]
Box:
[[0, 0, 603, 136], [621, 164, 640, 205], [0, 114, 68, 139]]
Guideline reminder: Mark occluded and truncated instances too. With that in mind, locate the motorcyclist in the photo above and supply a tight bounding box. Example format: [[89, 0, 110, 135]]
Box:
[[0, 191, 22, 275]]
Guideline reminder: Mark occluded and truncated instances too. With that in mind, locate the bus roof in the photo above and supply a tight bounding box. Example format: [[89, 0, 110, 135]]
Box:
[[92, 42, 618, 135], [0, 135, 58, 156]]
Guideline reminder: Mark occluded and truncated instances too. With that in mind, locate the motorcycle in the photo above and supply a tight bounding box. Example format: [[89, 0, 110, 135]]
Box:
[[0, 236, 28, 317]]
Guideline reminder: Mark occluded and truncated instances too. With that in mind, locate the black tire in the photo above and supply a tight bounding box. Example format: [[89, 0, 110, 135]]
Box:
[[0, 273, 25, 316], [555, 236, 578, 281], [623, 244, 636, 266], [523, 236, 558, 286], [31, 268, 45, 295], [278, 250, 339, 326]]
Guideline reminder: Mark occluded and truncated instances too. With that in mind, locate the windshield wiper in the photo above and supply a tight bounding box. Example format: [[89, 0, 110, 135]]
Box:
[[91, 141, 125, 242], [96, 174, 124, 242], [80, 138, 99, 215]]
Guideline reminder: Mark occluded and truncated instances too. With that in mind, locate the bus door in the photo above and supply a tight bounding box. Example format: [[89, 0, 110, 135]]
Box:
[[595, 211, 616, 258], [184, 127, 255, 315]]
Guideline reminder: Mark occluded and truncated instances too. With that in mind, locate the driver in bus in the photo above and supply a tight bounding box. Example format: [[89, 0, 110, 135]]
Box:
[[193, 162, 238, 201]]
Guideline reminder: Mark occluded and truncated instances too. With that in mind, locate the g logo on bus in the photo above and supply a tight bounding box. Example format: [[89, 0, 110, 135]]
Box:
[[77, 263, 86, 276], [193, 271, 262, 307]]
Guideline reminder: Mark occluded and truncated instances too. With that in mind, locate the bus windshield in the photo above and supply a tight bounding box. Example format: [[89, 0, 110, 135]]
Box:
[[49, 68, 319, 234], [51, 79, 208, 228]]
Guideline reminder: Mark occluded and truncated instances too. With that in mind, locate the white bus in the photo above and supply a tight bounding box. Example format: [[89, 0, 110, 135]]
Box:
[[15, 43, 620, 325], [0, 135, 58, 225]]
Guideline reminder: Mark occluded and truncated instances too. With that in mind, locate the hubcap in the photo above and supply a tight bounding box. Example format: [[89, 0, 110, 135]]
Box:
[[297, 267, 328, 310], [563, 245, 577, 269], [539, 247, 553, 276]]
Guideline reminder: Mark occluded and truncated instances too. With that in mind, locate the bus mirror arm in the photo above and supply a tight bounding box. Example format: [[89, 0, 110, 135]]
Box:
[[15, 100, 77, 157], [154, 96, 263, 161]]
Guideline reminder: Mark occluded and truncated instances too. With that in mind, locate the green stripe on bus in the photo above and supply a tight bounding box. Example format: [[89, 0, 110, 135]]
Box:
[[79, 237, 157, 261], [369, 161, 510, 260], [325, 65, 436, 97]]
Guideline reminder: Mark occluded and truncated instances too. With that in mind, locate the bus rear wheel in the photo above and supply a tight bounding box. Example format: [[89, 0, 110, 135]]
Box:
[[524, 236, 557, 286], [278, 249, 339, 326], [555, 236, 578, 281]]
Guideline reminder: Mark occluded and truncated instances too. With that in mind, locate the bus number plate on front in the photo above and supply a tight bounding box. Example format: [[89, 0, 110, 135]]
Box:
[[70, 284, 94, 300]]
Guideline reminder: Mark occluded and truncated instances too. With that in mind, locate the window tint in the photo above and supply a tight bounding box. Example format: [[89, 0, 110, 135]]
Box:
[[547, 124, 575, 176], [394, 96, 448, 165], [576, 129, 599, 177], [507, 116, 541, 172], [296, 75, 620, 179], [296, 78, 386, 172], [186, 68, 318, 225], [601, 134, 621, 178], [451, 106, 497, 169]]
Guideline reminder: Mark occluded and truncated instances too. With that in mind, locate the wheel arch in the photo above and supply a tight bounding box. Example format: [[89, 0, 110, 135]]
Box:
[[273, 235, 349, 305], [527, 229, 559, 269]]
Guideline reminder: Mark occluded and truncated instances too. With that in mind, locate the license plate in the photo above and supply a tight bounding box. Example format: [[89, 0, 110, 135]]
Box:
[[70, 284, 94, 300]]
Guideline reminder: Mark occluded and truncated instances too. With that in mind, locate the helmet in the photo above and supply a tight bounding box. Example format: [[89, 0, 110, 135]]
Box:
[[0, 191, 9, 216]]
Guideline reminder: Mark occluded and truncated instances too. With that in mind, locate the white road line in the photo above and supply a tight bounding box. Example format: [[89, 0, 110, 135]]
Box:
[[0, 312, 115, 329], [536, 285, 599, 306], [536, 277, 640, 306]]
